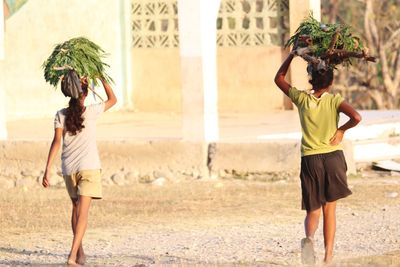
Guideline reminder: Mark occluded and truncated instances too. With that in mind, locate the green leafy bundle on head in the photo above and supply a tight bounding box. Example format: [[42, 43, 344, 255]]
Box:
[[42, 37, 113, 87], [286, 15, 375, 72]]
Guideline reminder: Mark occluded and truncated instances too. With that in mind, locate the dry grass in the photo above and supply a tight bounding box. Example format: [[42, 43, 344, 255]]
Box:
[[2, 175, 399, 234], [1, 179, 302, 234]]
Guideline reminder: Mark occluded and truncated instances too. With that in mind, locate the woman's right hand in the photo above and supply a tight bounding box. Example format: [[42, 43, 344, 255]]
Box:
[[80, 76, 88, 86], [42, 171, 50, 188], [329, 129, 344, 146]]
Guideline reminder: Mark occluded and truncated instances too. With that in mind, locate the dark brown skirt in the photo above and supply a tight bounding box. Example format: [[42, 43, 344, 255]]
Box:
[[300, 150, 352, 211]]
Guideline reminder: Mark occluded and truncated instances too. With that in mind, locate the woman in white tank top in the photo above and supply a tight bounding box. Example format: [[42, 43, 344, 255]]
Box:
[[42, 70, 117, 266]]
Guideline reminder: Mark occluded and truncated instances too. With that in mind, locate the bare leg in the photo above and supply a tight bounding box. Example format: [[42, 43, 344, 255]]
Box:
[[322, 201, 336, 264], [305, 207, 321, 239], [302, 207, 321, 264], [70, 198, 86, 265], [68, 196, 92, 265]]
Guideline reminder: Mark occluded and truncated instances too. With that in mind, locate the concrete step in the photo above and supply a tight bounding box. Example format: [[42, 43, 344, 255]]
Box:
[[353, 137, 400, 162], [258, 121, 400, 163]]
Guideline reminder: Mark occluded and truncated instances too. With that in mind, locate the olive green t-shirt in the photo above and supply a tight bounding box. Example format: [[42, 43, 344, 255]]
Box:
[[289, 87, 344, 156]]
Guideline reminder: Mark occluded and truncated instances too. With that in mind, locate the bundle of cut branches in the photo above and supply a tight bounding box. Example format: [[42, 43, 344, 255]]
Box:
[[286, 15, 376, 73], [42, 37, 113, 89]]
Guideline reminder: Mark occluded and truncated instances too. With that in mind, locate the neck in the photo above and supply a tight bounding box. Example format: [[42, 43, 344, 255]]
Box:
[[312, 87, 329, 98]]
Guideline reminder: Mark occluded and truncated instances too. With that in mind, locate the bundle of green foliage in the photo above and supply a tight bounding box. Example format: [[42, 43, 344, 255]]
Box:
[[42, 37, 113, 88], [286, 15, 375, 72]]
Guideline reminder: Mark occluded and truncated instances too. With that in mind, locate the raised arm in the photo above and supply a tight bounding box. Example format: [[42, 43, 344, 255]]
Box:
[[42, 128, 63, 188], [101, 78, 117, 112], [329, 101, 362, 145], [274, 53, 295, 96]]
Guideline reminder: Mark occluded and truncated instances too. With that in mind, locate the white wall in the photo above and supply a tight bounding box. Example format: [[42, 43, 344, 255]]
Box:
[[0, 1, 6, 139], [0, 0, 129, 120]]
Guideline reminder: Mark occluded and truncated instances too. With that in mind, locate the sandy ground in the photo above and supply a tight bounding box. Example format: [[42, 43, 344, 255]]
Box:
[[1, 172, 400, 267]]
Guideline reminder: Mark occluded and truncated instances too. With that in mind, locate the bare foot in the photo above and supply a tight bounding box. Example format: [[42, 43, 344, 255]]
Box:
[[76, 254, 86, 265], [324, 253, 333, 265], [67, 256, 81, 267], [301, 237, 316, 265]]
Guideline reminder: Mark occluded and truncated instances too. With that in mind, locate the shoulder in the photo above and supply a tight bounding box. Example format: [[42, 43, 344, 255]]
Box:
[[289, 86, 299, 94], [289, 86, 308, 105], [332, 92, 343, 99], [55, 108, 67, 117], [289, 86, 307, 96], [54, 108, 67, 128], [325, 92, 344, 109], [86, 103, 104, 111], [85, 102, 105, 116], [331, 92, 344, 103]]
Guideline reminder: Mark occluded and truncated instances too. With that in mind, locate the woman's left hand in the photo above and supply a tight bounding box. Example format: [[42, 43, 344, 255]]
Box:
[[42, 171, 51, 188], [330, 129, 344, 146]]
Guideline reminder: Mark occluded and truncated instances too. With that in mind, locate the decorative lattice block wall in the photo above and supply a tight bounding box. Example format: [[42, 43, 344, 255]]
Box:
[[132, 0, 179, 48], [217, 0, 289, 47], [132, 0, 289, 48]]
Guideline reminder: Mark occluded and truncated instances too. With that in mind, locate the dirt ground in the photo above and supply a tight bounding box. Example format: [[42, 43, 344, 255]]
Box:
[[1, 172, 400, 267]]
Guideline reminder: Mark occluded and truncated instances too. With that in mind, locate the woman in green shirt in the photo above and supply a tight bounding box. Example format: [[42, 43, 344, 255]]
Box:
[[274, 52, 361, 264]]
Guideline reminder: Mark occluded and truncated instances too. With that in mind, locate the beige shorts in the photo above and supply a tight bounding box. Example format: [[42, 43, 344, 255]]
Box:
[[63, 169, 102, 199]]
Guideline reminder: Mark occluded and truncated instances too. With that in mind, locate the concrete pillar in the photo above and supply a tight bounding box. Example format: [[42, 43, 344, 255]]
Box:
[[119, 0, 133, 109], [0, 1, 7, 140], [178, 0, 220, 142], [289, 0, 321, 91], [0, 1, 3, 60]]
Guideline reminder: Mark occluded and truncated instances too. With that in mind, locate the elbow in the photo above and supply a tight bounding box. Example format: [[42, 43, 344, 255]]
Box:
[[274, 74, 281, 86], [54, 139, 62, 146], [112, 97, 117, 106], [108, 97, 117, 108], [353, 112, 362, 125], [274, 72, 286, 87], [51, 139, 61, 150], [109, 94, 117, 104], [274, 74, 288, 92]]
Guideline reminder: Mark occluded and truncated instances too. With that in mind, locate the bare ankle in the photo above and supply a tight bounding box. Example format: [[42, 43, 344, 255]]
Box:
[[324, 251, 333, 263], [68, 253, 77, 263], [306, 236, 314, 242], [67, 257, 76, 265]]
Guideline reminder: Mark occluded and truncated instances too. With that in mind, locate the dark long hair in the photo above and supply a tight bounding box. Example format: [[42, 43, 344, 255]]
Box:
[[63, 78, 88, 135]]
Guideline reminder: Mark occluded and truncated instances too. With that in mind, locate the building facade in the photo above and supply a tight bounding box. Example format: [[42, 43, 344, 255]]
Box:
[[0, 0, 320, 140]]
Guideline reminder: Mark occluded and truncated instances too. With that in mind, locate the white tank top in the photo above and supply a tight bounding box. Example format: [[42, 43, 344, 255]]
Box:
[[54, 103, 105, 175]]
